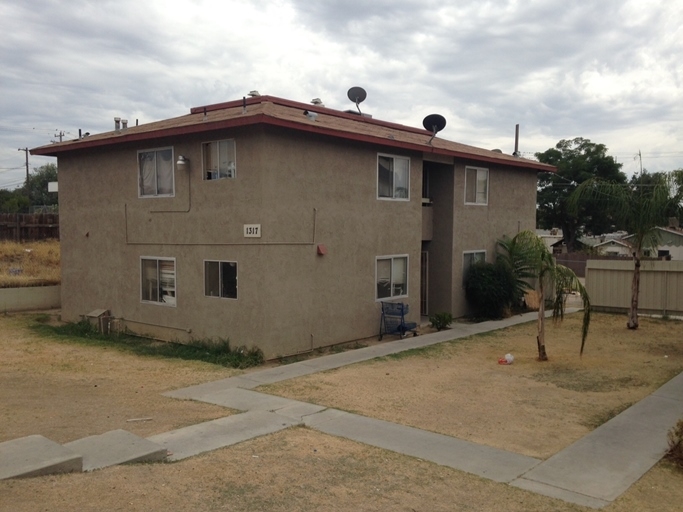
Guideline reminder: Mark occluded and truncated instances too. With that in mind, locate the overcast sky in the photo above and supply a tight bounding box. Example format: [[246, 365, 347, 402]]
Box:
[[1, 0, 682, 190]]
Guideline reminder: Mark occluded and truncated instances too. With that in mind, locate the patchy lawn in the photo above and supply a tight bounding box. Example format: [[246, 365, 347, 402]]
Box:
[[1, 311, 682, 511], [261, 313, 683, 458]]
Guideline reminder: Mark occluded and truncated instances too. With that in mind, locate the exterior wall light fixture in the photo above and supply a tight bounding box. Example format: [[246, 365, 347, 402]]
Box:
[[176, 155, 189, 172]]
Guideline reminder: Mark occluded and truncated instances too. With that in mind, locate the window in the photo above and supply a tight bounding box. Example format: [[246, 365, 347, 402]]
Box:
[[465, 166, 488, 204], [139, 148, 174, 197], [463, 251, 485, 285], [378, 154, 409, 200], [203, 140, 236, 180], [141, 257, 176, 306], [204, 260, 238, 299], [376, 255, 408, 300]]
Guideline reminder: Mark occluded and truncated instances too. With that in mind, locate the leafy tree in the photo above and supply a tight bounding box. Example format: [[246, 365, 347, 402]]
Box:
[[497, 230, 590, 361], [536, 138, 626, 251], [24, 163, 58, 208], [629, 170, 683, 225], [570, 170, 683, 329], [0, 188, 29, 213]]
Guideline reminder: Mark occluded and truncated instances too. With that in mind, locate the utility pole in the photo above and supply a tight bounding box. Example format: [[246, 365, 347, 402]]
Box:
[[18, 147, 30, 210]]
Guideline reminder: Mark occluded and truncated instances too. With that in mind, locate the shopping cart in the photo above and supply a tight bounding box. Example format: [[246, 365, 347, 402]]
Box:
[[379, 302, 418, 340]]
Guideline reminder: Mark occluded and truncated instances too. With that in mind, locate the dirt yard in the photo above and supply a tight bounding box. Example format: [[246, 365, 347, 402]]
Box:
[[1, 311, 682, 511]]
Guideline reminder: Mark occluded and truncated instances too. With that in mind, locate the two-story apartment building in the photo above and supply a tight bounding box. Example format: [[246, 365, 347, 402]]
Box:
[[31, 95, 554, 358]]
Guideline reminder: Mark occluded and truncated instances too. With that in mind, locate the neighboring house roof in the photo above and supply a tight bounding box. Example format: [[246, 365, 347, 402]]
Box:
[[30, 95, 555, 173], [623, 227, 683, 247], [593, 239, 632, 250]]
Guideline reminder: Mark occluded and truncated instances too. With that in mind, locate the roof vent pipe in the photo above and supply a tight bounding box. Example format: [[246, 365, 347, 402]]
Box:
[[114, 117, 121, 132], [121, 119, 128, 130], [513, 124, 520, 156], [311, 98, 324, 107]]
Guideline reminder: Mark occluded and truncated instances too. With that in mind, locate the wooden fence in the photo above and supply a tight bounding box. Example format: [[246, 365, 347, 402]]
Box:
[[586, 259, 683, 316], [555, 253, 637, 278], [0, 213, 59, 242]]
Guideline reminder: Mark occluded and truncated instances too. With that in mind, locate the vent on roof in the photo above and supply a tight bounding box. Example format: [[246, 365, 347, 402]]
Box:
[[310, 98, 324, 107], [491, 149, 503, 153], [343, 109, 373, 118]]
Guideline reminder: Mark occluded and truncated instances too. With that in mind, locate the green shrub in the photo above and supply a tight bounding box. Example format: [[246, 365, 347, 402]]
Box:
[[666, 418, 683, 468], [464, 260, 516, 319], [429, 312, 453, 331]]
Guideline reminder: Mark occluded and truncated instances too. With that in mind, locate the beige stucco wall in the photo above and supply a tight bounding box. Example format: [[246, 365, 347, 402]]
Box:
[[421, 159, 537, 317], [57, 126, 423, 358], [0, 285, 61, 312]]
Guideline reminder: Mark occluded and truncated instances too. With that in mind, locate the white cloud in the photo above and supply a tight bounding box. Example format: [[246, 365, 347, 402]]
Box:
[[1, 0, 682, 190]]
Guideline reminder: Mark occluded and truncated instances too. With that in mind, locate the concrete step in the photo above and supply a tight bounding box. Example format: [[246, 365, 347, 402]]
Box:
[[64, 429, 168, 471], [0, 435, 82, 480], [147, 411, 300, 461]]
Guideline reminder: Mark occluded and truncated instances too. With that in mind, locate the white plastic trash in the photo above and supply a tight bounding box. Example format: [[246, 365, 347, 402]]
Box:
[[505, 353, 514, 364]]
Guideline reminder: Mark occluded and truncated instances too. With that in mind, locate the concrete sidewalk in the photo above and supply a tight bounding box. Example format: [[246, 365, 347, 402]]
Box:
[[162, 308, 683, 509], [3, 308, 681, 510]]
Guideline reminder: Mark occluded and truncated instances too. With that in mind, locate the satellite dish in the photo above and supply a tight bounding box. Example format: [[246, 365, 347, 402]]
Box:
[[422, 114, 447, 144], [347, 86, 367, 114], [422, 114, 446, 133]]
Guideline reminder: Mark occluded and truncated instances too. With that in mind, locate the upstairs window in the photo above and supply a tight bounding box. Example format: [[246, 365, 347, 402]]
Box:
[[203, 140, 236, 180], [465, 166, 488, 204], [376, 255, 408, 300], [139, 148, 174, 197], [204, 260, 238, 299], [378, 154, 410, 200]]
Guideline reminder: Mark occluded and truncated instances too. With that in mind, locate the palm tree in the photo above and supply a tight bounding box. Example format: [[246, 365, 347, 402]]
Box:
[[497, 230, 590, 361], [569, 171, 683, 329]]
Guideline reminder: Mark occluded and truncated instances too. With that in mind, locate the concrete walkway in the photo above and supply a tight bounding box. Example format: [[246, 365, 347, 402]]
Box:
[[161, 309, 683, 509], [3, 309, 682, 510]]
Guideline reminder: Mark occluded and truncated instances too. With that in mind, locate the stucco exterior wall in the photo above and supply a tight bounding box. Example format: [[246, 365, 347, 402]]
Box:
[[450, 163, 538, 316], [57, 126, 423, 358]]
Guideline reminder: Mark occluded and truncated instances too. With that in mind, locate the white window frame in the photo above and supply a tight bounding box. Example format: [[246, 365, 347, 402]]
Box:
[[138, 147, 175, 198], [140, 257, 176, 307], [464, 166, 488, 205], [204, 260, 238, 300], [377, 154, 410, 201], [375, 254, 409, 301], [462, 250, 486, 285], [202, 139, 236, 180]]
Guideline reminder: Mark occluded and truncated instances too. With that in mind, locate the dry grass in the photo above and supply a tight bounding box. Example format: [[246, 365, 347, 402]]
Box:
[[1, 312, 682, 511], [0, 239, 60, 287], [262, 313, 683, 459]]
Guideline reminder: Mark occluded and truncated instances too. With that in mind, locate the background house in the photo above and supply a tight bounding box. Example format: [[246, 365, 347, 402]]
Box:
[[31, 94, 553, 358], [623, 226, 683, 260], [592, 238, 632, 257]]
